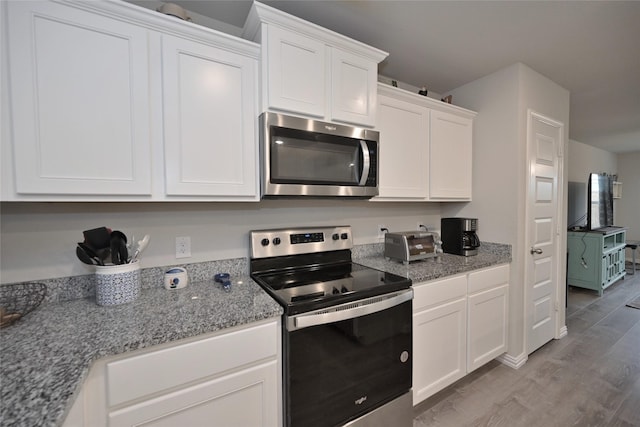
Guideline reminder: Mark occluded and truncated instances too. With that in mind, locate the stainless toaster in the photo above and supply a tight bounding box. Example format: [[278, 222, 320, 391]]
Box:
[[384, 231, 442, 264]]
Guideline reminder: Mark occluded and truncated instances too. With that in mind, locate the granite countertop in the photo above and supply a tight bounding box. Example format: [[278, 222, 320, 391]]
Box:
[[354, 242, 512, 283], [0, 276, 283, 427], [0, 243, 510, 427]]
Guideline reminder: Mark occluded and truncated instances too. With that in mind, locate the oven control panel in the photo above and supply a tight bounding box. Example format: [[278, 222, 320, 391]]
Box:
[[250, 226, 352, 259]]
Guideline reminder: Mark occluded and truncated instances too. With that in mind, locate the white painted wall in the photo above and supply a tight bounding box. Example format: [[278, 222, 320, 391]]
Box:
[[0, 201, 441, 284], [443, 62, 570, 363], [616, 151, 640, 243], [567, 139, 617, 182]]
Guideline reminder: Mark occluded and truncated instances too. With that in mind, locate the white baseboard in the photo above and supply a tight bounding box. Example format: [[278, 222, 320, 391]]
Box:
[[497, 352, 528, 369], [557, 325, 568, 339]]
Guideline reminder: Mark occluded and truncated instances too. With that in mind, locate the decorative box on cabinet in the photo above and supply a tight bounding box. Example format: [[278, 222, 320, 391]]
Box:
[[64, 320, 280, 427], [242, 1, 388, 127], [2, 0, 260, 201], [412, 263, 509, 406], [373, 84, 476, 201], [567, 229, 626, 295]]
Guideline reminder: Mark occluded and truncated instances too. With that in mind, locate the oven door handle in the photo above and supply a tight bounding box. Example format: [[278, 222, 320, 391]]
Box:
[[287, 289, 413, 331]]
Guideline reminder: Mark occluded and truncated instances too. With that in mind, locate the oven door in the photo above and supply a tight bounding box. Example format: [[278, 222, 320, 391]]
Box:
[[284, 289, 412, 427]]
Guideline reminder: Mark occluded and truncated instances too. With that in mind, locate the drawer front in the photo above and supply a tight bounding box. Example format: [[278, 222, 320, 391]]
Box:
[[468, 264, 509, 294], [413, 274, 467, 311], [106, 320, 278, 407]]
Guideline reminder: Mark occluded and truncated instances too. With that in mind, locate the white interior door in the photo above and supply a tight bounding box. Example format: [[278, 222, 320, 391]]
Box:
[[526, 110, 564, 354]]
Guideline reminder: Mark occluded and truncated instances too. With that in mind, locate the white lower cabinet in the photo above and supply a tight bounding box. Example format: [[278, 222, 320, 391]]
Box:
[[412, 264, 509, 406], [108, 361, 277, 426], [412, 275, 467, 404], [64, 319, 280, 427], [467, 265, 509, 372]]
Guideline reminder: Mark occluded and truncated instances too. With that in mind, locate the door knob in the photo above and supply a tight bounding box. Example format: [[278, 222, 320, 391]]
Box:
[[530, 247, 543, 255]]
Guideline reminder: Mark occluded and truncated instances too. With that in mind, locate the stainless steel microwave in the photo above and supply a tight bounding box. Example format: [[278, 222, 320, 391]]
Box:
[[259, 112, 379, 198]]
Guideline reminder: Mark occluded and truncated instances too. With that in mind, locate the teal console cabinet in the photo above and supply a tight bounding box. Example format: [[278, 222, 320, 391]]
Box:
[[567, 229, 626, 296]]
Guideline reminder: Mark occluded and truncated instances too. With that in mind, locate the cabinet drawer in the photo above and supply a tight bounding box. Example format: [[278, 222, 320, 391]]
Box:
[[106, 321, 277, 407], [413, 274, 467, 311], [108, 360, 278, 426], [468, 264, 509, 294]]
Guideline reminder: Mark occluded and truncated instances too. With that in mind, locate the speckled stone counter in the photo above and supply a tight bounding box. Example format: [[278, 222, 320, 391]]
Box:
[[0, 275, 282, 427], [1, 244, 509, 426], [354, 242, 512, 283]]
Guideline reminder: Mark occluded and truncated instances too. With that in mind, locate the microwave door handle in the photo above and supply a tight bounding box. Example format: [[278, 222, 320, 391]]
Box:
[[358, 140, 370, 186]]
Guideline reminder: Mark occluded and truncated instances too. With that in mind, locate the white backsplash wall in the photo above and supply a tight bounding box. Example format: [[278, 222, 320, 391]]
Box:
[[0, 201, 441, 283]]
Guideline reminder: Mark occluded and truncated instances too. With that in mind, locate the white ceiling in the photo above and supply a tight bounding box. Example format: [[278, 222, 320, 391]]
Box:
[[136, 1, 640, 154]]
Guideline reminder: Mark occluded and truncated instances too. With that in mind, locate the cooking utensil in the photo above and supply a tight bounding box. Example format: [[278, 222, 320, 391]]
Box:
[[78, 242, 104, 266], [110, 230, 128, 265], [130, 234, 150, 262], [76, 246, 99, 265], [82, 227, 111, 250]]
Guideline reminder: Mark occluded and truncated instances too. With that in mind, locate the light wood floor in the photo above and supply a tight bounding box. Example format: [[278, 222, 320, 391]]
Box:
[[413, 265, 640, 427]]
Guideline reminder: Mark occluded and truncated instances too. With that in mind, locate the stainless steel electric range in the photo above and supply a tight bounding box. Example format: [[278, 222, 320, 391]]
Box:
[[250, 226, 413, 427]]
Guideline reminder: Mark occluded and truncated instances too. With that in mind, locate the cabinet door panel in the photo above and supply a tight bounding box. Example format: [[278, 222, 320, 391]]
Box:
[[331, 49, 377, 126], [413, 298, 466, 405], [108, 360, 278, 427], [429, 110, 472, 200], [375, 95, 429, 199], [107, 321, 277, 406], [467, 285, 508, 372], [6, 2, 152, 195], [265, 25, 325, 117], [162, 34, 257, 197]]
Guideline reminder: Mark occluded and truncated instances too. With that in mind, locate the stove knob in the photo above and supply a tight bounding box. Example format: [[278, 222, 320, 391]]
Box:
[[332, 287, 340, 294], [261, 238, 269, 246], [340, 233, 348, 240], [332, 233, 339, 241], [273, 237, 281, 245]]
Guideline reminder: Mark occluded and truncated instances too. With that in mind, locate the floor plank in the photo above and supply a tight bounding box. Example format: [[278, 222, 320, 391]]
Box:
[[413, 272, 640, 426]]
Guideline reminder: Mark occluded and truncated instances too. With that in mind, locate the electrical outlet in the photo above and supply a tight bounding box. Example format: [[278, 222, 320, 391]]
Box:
[[175, 236, 191, 259], [378, 224, 387, 239]]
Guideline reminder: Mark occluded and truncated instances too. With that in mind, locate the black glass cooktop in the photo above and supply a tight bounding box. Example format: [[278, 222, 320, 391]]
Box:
[[251, 262, 411, 315]]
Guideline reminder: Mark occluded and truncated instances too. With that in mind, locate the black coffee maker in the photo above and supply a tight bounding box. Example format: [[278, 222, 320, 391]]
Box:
[[441, 218, 480, 256]]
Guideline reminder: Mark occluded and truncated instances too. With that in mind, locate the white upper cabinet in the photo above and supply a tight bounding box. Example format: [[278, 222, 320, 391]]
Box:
[[331, 48, 379, 126], [2, 0, 260, 201], [263, 25, 326, 117], [161, 34, 258, 198], [375, 89, 429, 200], [243, 1, 387, 127], [430, 110, 473, 200], [373, 84, 476, 202], [4, 1, 152, 196]]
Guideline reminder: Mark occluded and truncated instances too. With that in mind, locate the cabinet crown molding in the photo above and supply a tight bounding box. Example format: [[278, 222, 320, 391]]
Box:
[[378, 83, 477, 119], [243, 1, 388, 63], [60, 0, 260, 58]]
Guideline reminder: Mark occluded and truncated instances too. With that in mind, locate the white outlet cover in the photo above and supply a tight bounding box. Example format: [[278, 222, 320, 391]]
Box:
[[176, 236, 191, 259]]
